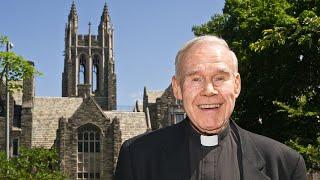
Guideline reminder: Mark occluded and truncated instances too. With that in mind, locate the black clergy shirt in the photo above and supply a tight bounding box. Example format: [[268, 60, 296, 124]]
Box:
[[188, 121, 242, 180]]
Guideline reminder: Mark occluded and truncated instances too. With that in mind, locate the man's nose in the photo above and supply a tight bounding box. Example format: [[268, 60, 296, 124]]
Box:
[[201, 81, 218, 96]]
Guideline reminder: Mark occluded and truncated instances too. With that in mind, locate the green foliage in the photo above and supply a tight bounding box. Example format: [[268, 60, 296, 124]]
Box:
[[287, 138, 320, 171], [0, 147, 67, 179], [274, 93, 320, 170], [0, 35, 42, 94], [193, 0, 320, 171], [273, 94, 319, 118]]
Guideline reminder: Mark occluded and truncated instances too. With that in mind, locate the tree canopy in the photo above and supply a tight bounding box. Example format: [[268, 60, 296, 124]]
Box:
[[0, 35, 41, 93], [193, 0, 319, 171]]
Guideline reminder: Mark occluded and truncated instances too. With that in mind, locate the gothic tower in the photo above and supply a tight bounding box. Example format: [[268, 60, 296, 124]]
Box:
[[62, 2, 116, 110]]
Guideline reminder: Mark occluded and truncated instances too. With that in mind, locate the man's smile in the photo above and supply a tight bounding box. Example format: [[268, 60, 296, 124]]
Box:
[[197, 103, 222, 110]]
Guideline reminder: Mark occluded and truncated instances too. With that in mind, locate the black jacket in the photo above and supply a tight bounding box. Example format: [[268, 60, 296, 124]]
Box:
[[115, 119, 307, 180]]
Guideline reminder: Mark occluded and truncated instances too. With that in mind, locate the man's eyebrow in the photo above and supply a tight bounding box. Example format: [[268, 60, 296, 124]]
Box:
[[217, 68, 232, 74], [184, 67, 231, 76], [184, 70, 199, 77]]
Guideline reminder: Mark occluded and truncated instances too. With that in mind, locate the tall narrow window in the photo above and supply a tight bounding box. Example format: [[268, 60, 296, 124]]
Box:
[[79, 54, 86, 84], [92, 55, 99, 93], [12, 138, 19, 156], [13, 105, 22, 128], [77, 124, 101, 179]]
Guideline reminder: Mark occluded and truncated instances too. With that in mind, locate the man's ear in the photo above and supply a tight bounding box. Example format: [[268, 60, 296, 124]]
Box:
[[172, 76, 182, 100], [234, 73, 241, 98]]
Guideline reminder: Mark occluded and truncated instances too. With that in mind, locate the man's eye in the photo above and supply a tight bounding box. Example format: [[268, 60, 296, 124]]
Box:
[[214, 76, 225, 81], [192, 77, 202, 82]]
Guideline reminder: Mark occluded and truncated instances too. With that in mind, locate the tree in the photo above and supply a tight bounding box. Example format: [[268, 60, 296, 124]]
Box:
[[193, 0, 319, 171], [0, 35, 41, 93], [0, 147, 66, 179]]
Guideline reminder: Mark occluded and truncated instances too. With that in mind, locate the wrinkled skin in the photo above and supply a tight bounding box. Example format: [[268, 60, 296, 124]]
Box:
[[172, 42, 241, 134]]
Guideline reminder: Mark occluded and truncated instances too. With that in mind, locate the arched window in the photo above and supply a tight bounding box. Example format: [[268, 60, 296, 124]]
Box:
[[79, 54, 86, 84], [92, 55, 99, 93], [77, 124, 101, 179]]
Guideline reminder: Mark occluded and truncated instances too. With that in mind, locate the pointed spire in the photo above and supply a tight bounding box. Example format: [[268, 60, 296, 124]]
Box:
[[101, 1, 110, 23], [103, 1, 108, 12], [68, 0, 78, 21]]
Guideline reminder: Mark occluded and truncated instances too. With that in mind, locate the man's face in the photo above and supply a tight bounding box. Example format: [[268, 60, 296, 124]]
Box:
[[172, 42, 241, 134]]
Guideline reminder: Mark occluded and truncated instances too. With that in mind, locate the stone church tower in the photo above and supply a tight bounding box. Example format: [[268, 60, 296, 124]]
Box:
[[62, 1, 116, 110]]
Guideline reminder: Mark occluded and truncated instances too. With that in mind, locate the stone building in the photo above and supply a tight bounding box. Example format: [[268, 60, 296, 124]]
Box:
[[135, 85, 186, 130], [0, 2, 150, 180], [0, 2, 187, 180], [62, 2, 116, 110]]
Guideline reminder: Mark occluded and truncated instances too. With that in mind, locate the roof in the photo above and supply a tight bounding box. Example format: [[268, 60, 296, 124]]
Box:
[[104, 111, 148, 143], [146, 90, 164, 103], [32, 97, 83, 148]]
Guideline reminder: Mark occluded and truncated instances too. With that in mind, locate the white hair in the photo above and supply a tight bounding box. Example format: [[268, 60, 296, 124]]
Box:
[[175, 35, 238, 78]]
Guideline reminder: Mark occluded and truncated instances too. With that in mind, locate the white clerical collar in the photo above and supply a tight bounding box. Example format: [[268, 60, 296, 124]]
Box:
[[200, 134, 218, 146]]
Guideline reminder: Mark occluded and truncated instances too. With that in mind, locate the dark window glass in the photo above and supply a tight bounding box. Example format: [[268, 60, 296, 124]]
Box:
[[84, 173, 88, 178], [84, 133, 88, 140], [78, 133, 83, 140], [90, 142, 94, 153], [13, 105, 22, 128], [96, 142, 100, 152], [84, 142, 88, 152], [78, 142, 83, 152], [78, 173, 83, 178], [0, 101, 5, 116], [90, 173, 94, 178], [90, 133, 94, 140], [77, 124, 101, 177], [12, 139, 19, 156], [95, 133, 100, 140]]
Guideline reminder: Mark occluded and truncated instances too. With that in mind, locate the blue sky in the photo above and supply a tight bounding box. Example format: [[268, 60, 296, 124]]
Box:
[[1, 0, 224, 107]]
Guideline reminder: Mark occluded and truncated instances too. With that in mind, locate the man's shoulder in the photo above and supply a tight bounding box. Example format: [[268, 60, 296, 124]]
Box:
[[236, 124, 306, 179], [236, 124, 303, 165]]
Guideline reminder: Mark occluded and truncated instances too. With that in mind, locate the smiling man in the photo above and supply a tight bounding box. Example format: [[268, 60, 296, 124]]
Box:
[[115, 36, 307, 180]]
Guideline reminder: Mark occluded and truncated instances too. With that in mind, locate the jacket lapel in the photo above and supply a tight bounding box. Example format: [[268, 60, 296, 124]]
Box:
[[233, 122, 271, 180], [159, 120, 271, 180]]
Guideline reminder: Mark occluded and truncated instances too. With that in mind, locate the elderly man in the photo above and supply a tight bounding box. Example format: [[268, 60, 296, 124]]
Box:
[[115, 36, 307, 180]]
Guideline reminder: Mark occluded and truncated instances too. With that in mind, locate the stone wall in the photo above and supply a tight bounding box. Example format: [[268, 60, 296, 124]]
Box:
[[105, 111, 148, 174], [58, 97, 113, 179], [146, 85, 185, 129]]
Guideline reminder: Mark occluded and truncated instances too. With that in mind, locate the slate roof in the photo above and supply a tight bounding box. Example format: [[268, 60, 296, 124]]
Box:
[[32, 97, 83, 148], [104, 111, 148, 143]]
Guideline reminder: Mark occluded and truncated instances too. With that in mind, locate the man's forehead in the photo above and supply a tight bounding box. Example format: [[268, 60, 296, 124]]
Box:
[[186, 41, 229, 55], [181, 43, 235, 71], [184, 62, 232, 75]]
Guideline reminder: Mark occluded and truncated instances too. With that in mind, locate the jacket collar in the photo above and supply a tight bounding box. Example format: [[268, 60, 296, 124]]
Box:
[[162, 119, 270, 180]]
